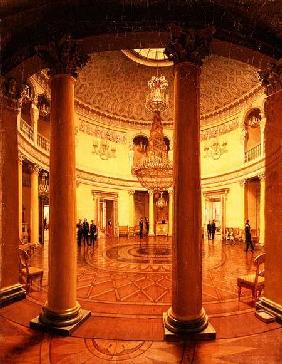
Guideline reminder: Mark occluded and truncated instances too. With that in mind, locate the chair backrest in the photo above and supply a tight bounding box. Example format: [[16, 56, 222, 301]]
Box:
[[19, 249, 30, 275], [254, 253, 266, 284]]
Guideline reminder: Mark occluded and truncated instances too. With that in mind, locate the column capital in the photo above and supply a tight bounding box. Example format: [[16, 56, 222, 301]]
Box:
[[18, 151, 25, 164], [258, 60, 282, 96], [36, 34, 90, 78], [128, 190, 135, 196], [29, 163, 41, 175], [239, 178, 247, 186], [164, 25, 215, 66], [148, 190, 154, 196], [258, 173, 266, 181], [168, 188, 174, 194], [0, 77, 28, 110]]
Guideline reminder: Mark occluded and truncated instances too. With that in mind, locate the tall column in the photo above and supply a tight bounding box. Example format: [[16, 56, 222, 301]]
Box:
[[30, 35, 90, 333], [30, 102, 39, 146], [148, 190, 155, 236], [18, 152, 24, 240], [30, 164, 40, 244], [128, 190, 135, 228], [258, 173, 265, 245], [260, 117, 266, 156], [168, 188, 173, 236], [256, 62, 282, 322], [0, 78, 26, 307], [163, 26, 215, 338]]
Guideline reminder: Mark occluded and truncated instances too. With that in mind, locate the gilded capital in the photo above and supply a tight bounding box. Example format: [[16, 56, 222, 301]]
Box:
[[258, 60, 282, 96], [164, 25, 215, 65], [18, 151, 25, 164], [128, 190, 135, 196], [35, 34, 90, 78], [29, 163, 41, 174]]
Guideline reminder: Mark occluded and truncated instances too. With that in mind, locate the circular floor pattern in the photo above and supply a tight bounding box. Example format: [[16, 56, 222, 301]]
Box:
[[106, 243, 171, 264]]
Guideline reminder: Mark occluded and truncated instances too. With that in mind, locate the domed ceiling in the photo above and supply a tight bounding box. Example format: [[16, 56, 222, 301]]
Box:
[[75, 50, 260, 125]]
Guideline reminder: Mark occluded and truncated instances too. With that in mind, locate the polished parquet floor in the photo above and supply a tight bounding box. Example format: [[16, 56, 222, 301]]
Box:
[[1, 235, 282, 363]]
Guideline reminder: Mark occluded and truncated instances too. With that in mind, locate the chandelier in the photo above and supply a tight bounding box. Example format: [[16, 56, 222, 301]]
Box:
[[132, 75, 173, 192]]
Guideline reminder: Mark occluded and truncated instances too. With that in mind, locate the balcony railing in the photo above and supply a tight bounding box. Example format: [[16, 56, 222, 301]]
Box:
[[244, 144, 261, 163], [19, 118, 50, 153], [20, 118, 34, 141], [37, 134, 50, 152]]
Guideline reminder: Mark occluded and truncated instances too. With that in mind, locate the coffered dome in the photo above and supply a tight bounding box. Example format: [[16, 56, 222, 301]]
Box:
[[75, 50, 260, 126]]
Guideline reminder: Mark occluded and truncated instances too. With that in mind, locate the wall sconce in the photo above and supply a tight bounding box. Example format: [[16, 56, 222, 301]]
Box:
[[93, 138, 116, 160], [203, 139, 228, 160]]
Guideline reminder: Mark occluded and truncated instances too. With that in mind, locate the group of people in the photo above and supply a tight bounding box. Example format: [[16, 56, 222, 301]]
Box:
[[207, 220, 216, 240], [77, 219, 97, 246], [139, 217, 149, 238], [207, 218, 255, 252]]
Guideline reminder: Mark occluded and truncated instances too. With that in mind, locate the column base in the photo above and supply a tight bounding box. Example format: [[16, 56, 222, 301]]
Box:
[[30, 305, 91, 336], [163, 308, 216, 340], [256, 296, 282, 324], [0, 283, 26, 308]]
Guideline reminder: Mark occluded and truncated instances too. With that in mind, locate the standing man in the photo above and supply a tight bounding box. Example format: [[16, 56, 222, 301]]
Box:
[[139, 218, 144, 239], [245, 219, 254, 252], [89, 220, 97, 246], [76, 219, 83, 247], [207, 221, 212, 239], [82, 218, 89, 245], [211, 220, 216, 240], [145, 217, 149, 236]]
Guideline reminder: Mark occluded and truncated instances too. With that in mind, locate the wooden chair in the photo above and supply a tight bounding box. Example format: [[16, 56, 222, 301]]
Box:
[[19, 249, 43, 292], [237, 253, 265, 301], [118, 225, 129, 237]]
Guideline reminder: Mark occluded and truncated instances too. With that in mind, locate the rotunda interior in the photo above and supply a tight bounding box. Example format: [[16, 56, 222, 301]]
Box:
[[1, 1, 282, 363]]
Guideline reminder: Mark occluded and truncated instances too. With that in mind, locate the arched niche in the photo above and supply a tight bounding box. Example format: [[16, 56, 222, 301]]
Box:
[[244, 108, 262, 162], [132, 135, 149, 166]]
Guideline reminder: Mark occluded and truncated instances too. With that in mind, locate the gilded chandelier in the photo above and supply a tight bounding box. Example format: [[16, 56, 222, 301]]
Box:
[[132, 75, 173, 192]]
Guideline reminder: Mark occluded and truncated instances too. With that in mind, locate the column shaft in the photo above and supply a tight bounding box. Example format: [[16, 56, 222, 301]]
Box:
[[128, 191, 135, 228], [148, 191, 154, 236], [259, 176, 265, 245], [168, 190, 173, 236], [30, 166, 39, 244], [172, 62, 203, 319], [0, 97, 25, 306], [18, 154, 23, 240], [48, 75, 77, 312]]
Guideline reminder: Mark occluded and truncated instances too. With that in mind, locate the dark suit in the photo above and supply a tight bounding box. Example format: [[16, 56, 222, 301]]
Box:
[[90, 223, 97, 245], [211, 222, 216, 240], [245, 223, 254, 251], [83, 221, 89, 244]]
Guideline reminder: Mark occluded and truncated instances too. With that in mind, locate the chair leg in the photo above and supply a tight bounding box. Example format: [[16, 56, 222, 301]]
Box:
[[238, 286, 241, 300]]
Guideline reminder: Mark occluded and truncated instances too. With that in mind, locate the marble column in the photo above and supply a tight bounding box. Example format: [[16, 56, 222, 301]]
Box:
[[168, 188, 173, 236], [30, 164, 40, 244], [30, 35, 90, 333], [0, 78, 26, 307], [30, 102, 39, 146], [258, 174, 265, 245], [256, 63, 282, 322], [260, 117, 266, 156], [148, 190, 155, 236], [18, 152, 24, 240], [163, 27, 215, 338], [128, 190, 135, 228]]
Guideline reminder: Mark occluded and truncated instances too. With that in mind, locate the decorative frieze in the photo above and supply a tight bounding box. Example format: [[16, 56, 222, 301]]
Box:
[[200, 118, 239, 141], [79, 119, 127, 144]]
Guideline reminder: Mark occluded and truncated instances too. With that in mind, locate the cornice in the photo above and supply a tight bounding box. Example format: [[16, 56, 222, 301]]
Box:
[[18, 122, 281, 191]]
